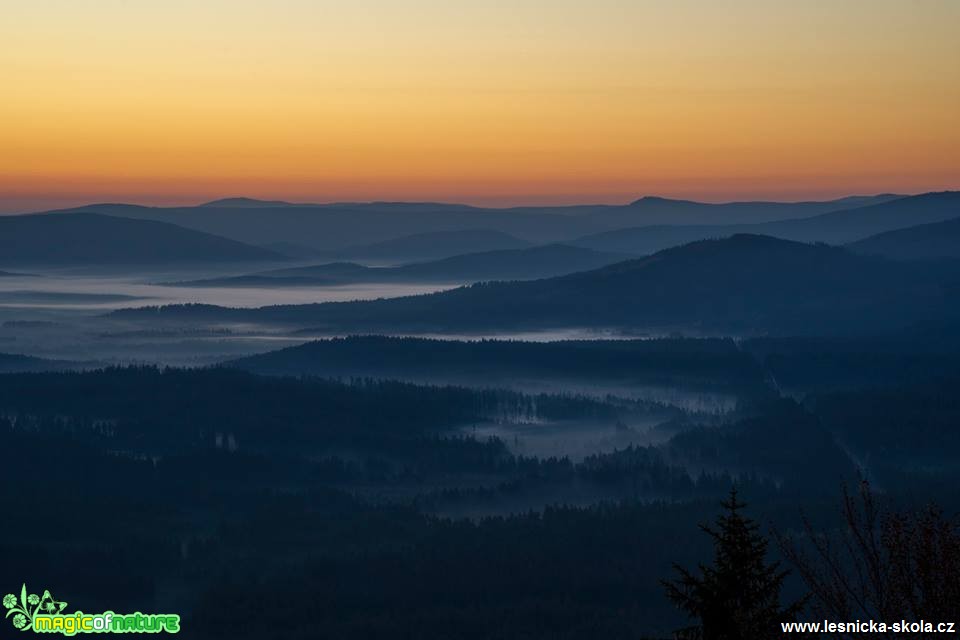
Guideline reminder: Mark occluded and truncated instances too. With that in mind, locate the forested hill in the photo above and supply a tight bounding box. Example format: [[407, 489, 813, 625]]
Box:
[[228, 335, 767, 391], [0, 212, 284, 266], [847, 216, 960, 261], [172, 244, 632, 287], [111, 234, 960, 335], [37, 193, 903, 252]]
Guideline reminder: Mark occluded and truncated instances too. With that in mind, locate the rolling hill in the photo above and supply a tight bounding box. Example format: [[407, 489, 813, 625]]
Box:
[[172, 244, 632, 287], [573, 192, 960, 255], [751, 191, 960, 243], [37, 193, 902, 256], [0, 212, 285, 266], [847, 216, 960, 261], [580, 193, 901, 230], [112, 234, 959, 335], [331, 229, 531, 263], [0, 353, 92, 373], [200, 197, 300, 208], [227, 335, 767, 390], [571, 224, 725, 256]]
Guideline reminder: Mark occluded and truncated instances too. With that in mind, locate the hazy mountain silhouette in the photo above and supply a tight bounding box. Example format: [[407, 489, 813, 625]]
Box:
[[332, 229, 532, 263], [200, 197, 299, 208], [168, 262, 372, 287], [0, 291, 146, 305], [114, 234, 956, 335], [0, 212, 284, 266], [583, 193, 901, 229], [35, 193, 906, 256], [572, 224, 727, 256], [0, 352, 91, 373], [573, 192, 960, 255], [327, 201, 482, 213], [46, 203, 569, 252], [258, 241, 327, 259], [171, 244, 630, 287], [751, 191, 960, 243], [847, 216, 960, 261]]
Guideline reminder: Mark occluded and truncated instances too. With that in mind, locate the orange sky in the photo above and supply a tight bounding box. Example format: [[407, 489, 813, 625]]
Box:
[[1, 1, 958, 211]]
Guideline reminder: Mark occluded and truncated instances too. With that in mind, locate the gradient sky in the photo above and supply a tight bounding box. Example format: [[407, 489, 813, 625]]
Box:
[[2, 0, 958, 211]]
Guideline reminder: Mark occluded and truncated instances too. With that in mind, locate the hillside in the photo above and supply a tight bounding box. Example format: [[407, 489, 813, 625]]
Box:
[[582, 193, 900, 230], [173, 244, 631, 287], [754, 191, 960, 243], [0, 212, 285, 266], [200, 197, 299, 208], [113, 234, 957, 335], [39, 193, 900, 255], [333, 229, 531, 263], [847, 216, 960, 261], [572, 224, 723, 255], [0, 352, 91, 373], [228, 335, 767, 391], [390, 244, 631, 280], [573, 192, 960, 255]]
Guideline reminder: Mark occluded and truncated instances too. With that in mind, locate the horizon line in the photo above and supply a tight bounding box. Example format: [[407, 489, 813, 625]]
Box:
[[6, 190, 955, 216]]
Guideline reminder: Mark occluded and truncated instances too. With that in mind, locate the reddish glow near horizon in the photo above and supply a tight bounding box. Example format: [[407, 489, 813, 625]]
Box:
[[1, 1, 958, 211]]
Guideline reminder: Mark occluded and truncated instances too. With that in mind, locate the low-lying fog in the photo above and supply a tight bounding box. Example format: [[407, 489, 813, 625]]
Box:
[[1, 267, 756, 512], [0, 270, 458, 363], [0, 269, 692, 365], [463, 417, 672, 462], [0, 272, 454, 310]]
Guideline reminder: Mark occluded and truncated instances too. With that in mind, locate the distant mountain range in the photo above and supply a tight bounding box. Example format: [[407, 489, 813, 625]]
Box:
[[6, 191, 956, 271], [579, 194, 902, 232], [0, 291, 146, 305], [257, 241, 327, 259], [170, 244, 633, 287], [572, 192, 960, 255], [0, 352, 91, 373], [113, 234, 960, 335], [0, 212, 285, 266], [329, 229, 531, 263], [744, 191, 960, 243], [847, 216, 960, 261], [201, 197, 300, 208], [34, 193, 905, 254]]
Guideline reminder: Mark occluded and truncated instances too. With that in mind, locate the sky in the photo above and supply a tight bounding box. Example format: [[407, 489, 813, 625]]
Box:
[[1, 0, 958, 212]]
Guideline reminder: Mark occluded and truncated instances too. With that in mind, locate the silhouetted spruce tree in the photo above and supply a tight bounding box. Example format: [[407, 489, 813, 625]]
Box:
[[663, 489, 804, 639]]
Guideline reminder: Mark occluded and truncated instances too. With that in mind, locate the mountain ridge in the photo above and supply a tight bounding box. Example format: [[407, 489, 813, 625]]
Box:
[[0, 212, 286, 266], [111, 233, 959, 335], [169, 244, 633, 287], [25, 193, 910, 255], [574, 192, 960, 255], [847, 216, 960, 261]]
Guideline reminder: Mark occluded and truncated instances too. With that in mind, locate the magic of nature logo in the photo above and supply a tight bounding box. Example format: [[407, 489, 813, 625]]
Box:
[[3, 584, 180, 635]]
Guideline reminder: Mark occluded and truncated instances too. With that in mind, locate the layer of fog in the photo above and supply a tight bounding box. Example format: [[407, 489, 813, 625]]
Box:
[[0, 272, 454, 310], [462, 416, 671, 462]]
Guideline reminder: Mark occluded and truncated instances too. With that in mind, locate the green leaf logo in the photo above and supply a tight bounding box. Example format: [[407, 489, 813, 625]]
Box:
[[3, 583, 62, 632]]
